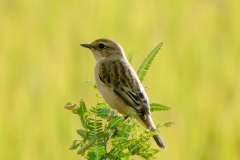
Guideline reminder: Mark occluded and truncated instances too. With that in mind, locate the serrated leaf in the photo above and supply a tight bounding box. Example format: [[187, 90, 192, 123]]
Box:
[[137, 42, 163, 82], [150, 103, 171, 112]]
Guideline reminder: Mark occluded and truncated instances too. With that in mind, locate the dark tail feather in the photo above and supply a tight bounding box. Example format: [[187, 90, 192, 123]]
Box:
[[153, 133, 166, 150], [138, 115, 166, 150]]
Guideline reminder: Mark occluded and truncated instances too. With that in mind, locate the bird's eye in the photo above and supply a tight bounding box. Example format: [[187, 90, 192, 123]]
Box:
[[98, 43, 106, 50]]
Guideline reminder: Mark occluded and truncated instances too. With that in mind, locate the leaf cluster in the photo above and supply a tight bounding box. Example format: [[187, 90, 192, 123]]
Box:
[[67, 100, 172, 160]]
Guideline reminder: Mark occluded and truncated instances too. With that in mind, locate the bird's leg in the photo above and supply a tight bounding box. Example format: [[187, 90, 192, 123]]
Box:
[[124, 116, 129, 120]]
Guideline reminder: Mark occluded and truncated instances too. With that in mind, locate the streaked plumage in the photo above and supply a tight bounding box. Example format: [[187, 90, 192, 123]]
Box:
[[81, 38, 166, 150]]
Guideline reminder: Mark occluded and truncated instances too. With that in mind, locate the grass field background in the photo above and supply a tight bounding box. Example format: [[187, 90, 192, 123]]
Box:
[[0, 0, 239, 159]]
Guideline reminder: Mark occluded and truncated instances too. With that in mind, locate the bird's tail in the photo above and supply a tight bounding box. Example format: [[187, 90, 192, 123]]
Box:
[[153, 132, 166, 150], [137, 114, 166, 150]]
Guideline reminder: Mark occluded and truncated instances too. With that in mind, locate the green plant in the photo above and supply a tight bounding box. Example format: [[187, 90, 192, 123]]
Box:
[[65, 43, 173, 160]]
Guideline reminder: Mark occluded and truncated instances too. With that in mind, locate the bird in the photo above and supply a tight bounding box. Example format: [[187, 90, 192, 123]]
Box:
[[80, 38, 166, 150]]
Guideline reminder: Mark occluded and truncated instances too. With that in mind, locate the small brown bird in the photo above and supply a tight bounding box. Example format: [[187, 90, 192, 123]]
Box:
[[81, 38, 166, 150]]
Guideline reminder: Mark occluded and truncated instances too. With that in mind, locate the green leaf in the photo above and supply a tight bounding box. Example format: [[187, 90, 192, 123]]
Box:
[[127, 52, 134, 63], [69, 140, 81, 150], [77, 132, 104, 155], [85, 132, 106, 159], [150, 103, 171, 112], [86, 80, 98, 89], [128, 144, 140, 154], [76, 129, 87, 139], [79, 100, 88, 128], [106, 141, 131, 160], [137, 42, 163, 82], [95, 102, 111, 119], [86, 118, 103, 133], [163, 121, 174, 127], [116, 122, 132, 137], [106, 116, 124, 130]]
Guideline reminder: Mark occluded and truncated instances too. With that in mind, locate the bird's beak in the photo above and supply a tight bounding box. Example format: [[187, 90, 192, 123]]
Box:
[[80, 43, 92, 49]]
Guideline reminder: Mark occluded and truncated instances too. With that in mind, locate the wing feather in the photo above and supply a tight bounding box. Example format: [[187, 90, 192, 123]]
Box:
[[98, 59, 150, 116]]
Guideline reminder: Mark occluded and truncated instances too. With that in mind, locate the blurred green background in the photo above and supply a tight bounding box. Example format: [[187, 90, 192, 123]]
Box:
[[1, 0, 239, 159]]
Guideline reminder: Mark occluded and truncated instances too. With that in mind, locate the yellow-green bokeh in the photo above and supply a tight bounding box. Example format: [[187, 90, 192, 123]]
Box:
[[1, 0, 239, 159]]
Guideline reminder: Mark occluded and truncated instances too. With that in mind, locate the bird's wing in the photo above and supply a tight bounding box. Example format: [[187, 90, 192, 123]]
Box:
[[98, 59, 150, 116]]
